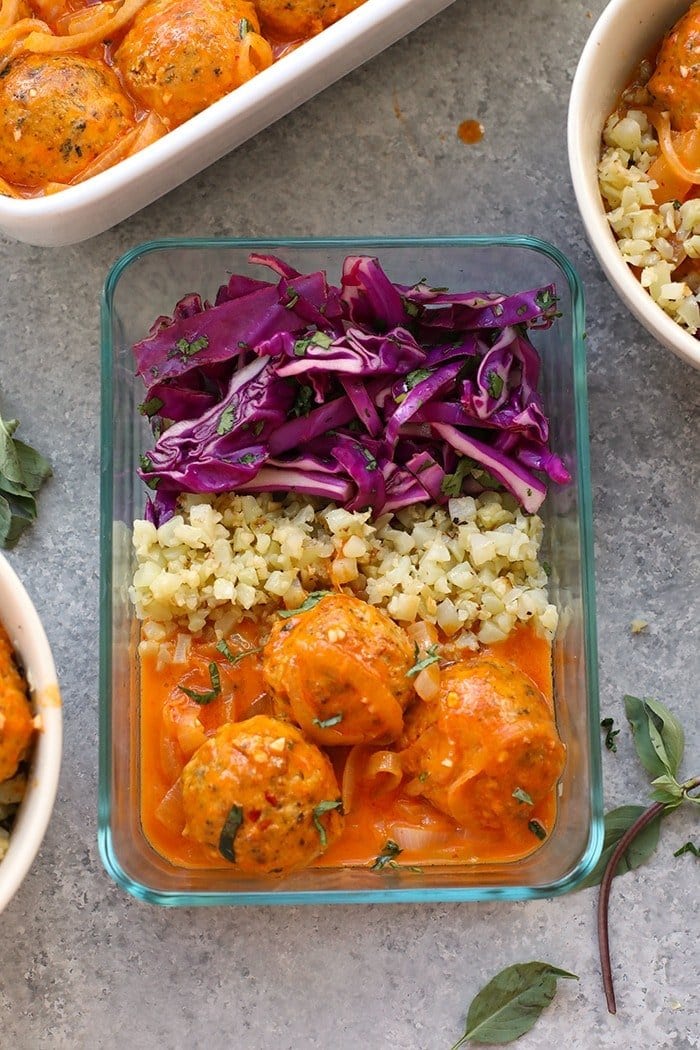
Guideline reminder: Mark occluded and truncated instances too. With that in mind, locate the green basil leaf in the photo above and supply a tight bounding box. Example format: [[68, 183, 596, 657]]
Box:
[[0, 495, 13, 547], [624, 695, 681, 779], [312, 799, 342, 849], [14, 439, 52, 492], [371, 839, 402, 870], [576, 805, 663, 890], [219, 804, 243, 862], [649, 774, 685, 809], [452, 961, 578, 1047], [643, 697, 685, 778], [278, 591, 331, 619], [178, 662, 222, 704], [406, 642, 440, 678], [0, 415, 23, 484]]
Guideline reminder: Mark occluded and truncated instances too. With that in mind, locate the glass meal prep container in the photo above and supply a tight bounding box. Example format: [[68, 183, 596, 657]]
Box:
[[99, 236, 602, 906]]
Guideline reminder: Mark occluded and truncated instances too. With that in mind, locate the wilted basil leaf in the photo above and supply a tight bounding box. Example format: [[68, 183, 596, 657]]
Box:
[[576, 805, 663, 890], [451, 961, 578, 1046], [0, 411, 51, 548], [649, 773, 685, 809], [624, 695, 685, 779]]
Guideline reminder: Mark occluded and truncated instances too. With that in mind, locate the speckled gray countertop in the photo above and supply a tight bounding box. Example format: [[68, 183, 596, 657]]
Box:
[[0, 0, 698, 1046]]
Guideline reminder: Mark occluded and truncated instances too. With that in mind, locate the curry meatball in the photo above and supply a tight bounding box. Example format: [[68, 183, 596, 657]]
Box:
[[263, 593, 415, 747], [0, 53, 134, 188], [181, 715, 343, 876], [0, 623, 34, 783], [255, 0, 364, 39], [114, 0, 270, 129], [398, 658, 566, 832], [649, 2, 700, 130]]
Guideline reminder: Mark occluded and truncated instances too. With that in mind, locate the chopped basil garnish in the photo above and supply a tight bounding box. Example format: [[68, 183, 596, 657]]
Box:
[[238, 16, 251, 37], [293, 330, 333, 357], [371, 839, 402, 869], [215, 640, 263, 666], [292, 385, 314, 417], [219, 804, 244, 862], [312, 799, 342, 849], [216, 406, 235, 435], [169, 335, 208, 360], [278, 591, 331, 618], [673, 841, 699, 858], [179, 661, 222, 704], [486, 371, 504, 399], [370, 839, 422, 873], [512, 787, 534, 805], [600, 717, 621, 753], [312, 713, 343, 729], [403, 367, 432, 392], [528, 819, 547, 841], [138, 396, 164, 418], [406, 642, 440, 678]]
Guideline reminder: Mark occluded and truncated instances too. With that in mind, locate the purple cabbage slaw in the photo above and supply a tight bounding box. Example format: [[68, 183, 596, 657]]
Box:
[[133, 254, 570, 524]]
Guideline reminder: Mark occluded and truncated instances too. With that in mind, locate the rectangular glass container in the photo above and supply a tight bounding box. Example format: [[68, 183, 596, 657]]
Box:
[[99, 236, 602, 905]]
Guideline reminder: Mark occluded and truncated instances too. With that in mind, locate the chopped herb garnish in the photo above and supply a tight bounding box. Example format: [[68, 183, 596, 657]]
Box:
[[528, 819, 547, 841], [370, 839, 402, 870], [361, 447, 378, 471], [169, 335, 208, 360], [252, 420, 265, 437], [418, 771, 429, 783], [402, 298, 420, 318], [217, 406, 236, 435], [512, 787, 534, 805], [293, 330, 334, 357], [486, 371, 504, 399], [238, 16, 251, 37], [278, 591, 331, 618], [403, 367, 432, 392], [179, 661, 222, 704], [219, 804, 243, 862], [284, 291, 300, 310], [535, 288, 557, 311], [406, 642, 440, 678], [312, 799, 342, 849], [441, 456, 472, 497], [542, 561, 552, 576], [370, 839, 422, 873], [138, 396, 164, 418], [600, 717, 621, 753], [673, 841, 699, 858], [292, 385, 314, 417], [239, 452, 258, 465], [215, 640, 263, 666], [312, 713, 344, 729]]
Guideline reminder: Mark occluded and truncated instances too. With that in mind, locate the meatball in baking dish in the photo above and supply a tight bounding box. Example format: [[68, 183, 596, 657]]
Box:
[[0, 53, 134, 188], [262, 593, 415, 747], [398, 657, 566, 833], [649, 1, 700, 130], [0, 622, 34, 783], [181, 715, 343, 876], [255, 0, 365, 39], [114, 0, 271, 129]]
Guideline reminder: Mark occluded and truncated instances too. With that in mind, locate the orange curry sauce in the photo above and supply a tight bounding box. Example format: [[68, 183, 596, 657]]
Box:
[[140, 622, 558, 871]]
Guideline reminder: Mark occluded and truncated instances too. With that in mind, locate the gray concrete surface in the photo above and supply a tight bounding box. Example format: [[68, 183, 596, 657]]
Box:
[[0, 0, 698, 1047]]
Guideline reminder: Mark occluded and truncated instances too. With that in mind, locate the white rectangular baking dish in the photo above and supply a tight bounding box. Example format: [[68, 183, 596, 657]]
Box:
[[0, 0, 456, 247]]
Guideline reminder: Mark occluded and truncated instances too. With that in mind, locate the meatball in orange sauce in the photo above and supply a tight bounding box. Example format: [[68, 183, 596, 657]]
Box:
[[114, 0, 271, 129], [398, 657, 566, 834], [0, 53, 134, 188], [649, 1, 700, 130], [255, 0, 365, 39], [263, 593, 415, 747], [181, 715, 343, 877], [0, 621, 34, 783]]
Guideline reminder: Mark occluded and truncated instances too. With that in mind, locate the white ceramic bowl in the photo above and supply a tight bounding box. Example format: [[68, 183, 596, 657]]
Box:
[[0, 0, 455, 247], [568, 0, 700, 370], [0, 553, 62, 913]]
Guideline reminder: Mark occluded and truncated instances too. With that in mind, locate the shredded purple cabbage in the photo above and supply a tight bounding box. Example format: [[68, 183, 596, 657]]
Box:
[[133, 254, 570, 523]]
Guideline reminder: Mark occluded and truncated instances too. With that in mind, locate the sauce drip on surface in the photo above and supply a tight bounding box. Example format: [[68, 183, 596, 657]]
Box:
[[457, 119, 484, 144]]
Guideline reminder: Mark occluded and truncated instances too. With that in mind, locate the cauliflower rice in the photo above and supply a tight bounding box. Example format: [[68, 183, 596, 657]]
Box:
[[130, 491, 558, 648], [599, 108, 700, 334]]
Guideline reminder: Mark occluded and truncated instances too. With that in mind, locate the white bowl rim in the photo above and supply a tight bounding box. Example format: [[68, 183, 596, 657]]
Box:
[[567, 0, 700, 370], [0, 552, 62, 913]]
